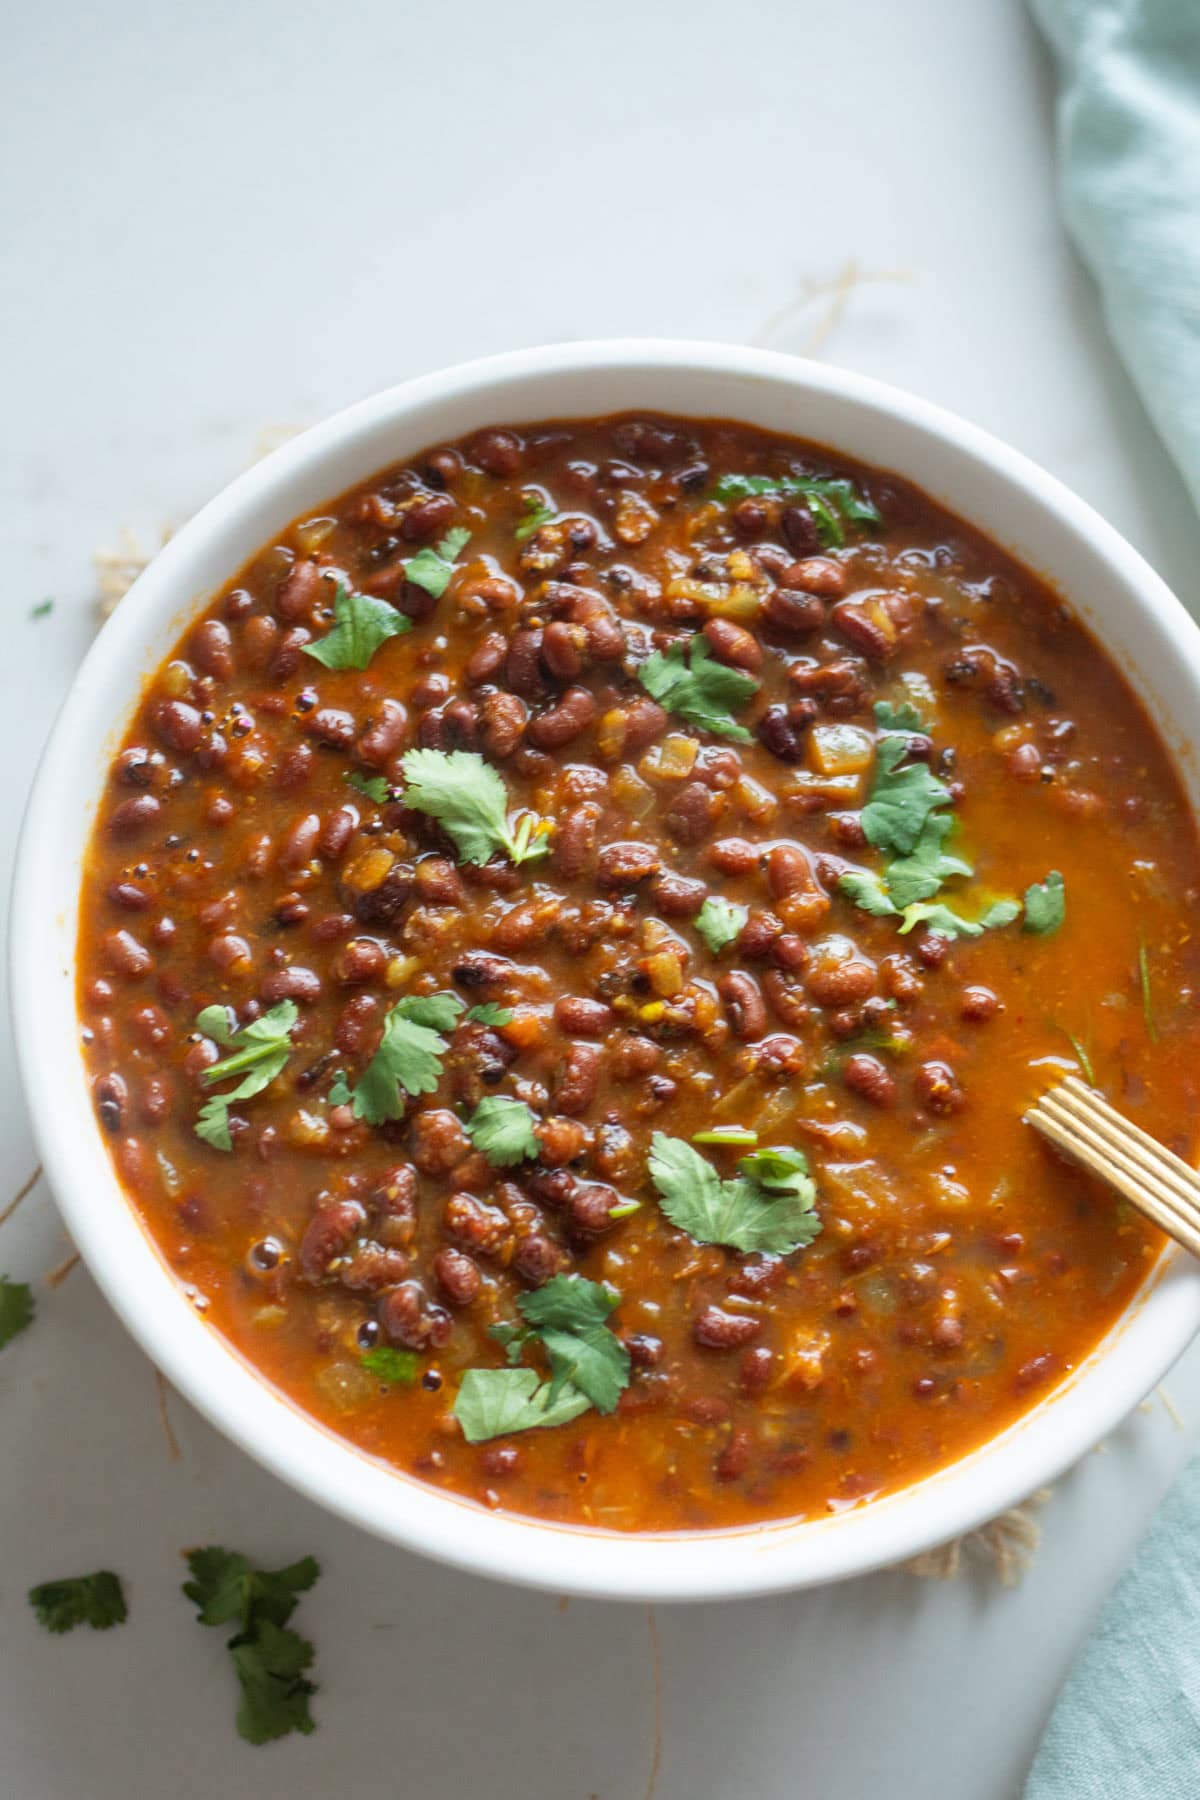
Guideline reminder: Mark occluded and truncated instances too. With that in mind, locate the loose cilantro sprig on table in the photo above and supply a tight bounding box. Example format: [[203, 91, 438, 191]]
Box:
[[465, 1094, 540, 1168], [710, 472, 880, 547], [348, 992, 464, 1123], [648, 1133, 822, 1255], [195, 1002, 299, 1151], [694, 895, 748, 956], [399, 748, 552, 866], [1024, 871, 1065, 936], [183, 1548, 320, 1746], [455, 1275, 630, 1443], [0, 1274, 34, 1350], [29, 1571, 127, 1634], [638, 636, 759, 743], [404, 527, 471, 600], [302, 581, 410, 672]]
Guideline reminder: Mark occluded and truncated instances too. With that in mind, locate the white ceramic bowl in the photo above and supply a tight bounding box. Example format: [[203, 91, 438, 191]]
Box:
[[14, 340, 1200, 1601]]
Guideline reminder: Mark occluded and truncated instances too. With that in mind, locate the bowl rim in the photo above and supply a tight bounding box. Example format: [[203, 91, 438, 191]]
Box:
[[14, 336, 1200, 1602]]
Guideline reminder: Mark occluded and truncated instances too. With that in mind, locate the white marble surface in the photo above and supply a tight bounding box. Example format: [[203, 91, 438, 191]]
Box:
[[4, 2, 1199, 1795]]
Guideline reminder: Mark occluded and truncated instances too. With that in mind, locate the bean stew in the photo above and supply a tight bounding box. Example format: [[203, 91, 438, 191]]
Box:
[[76, 413, 1200, 1532]]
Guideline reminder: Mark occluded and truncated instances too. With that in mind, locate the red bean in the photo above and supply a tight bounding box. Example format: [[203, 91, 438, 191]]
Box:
[[153, 700, 203, 753], [471, 429, 524, 477], [843, 1053, 897, 1108], [555, 1042, 602, 1115], [596, 841, 661, 887], [703, 617, 762, 671], [527, 686, 596, 750], [554, 995, 614, 1036], [693, 1307, 762, 1349], [708, 836, 760, 877], [553, 803, 602, 878], [780, 557, 846, 597], [300, 1199, 365, 1280], [357, 699, 409, 766], [915, 1060, 965, 1114], [277, 559, 326, 622], [191, 618, 234, 680], [433, 1247, 482, 1306], [380, 1282, 452, 1350], [108, 794, 162, 837], [261, 965, 321, 1004], [410, 1109, 470, 1175], [334, 939, 386, 984], [101, 929, 153, 980], [719, 971, 768, 1041], [278, 812, 321, 871], [401, 493, 457, 543], [513, 1233, 570, 1286]]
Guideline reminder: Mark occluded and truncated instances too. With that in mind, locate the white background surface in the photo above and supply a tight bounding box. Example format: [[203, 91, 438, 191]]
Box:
[[3, 3, 1199, 1796]]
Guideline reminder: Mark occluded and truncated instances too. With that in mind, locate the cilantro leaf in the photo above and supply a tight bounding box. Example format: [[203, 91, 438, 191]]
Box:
[[694, 895, 747, 955], [648, 1132, 821, 1255], [466, 1002, 514, 1026], [513, 1275, 630, 1413], [395, 992, 465, 1031], [837, 868, 898, 917], [302, 581, 410, 671], [898, 897, 1021, 938], [0, 1275, 34, 1350], [184, 1547, 319, 1745], [454, 1367, 592, 1442], [328, 1073, 351, 1106], [638, 636, 758, 743], [861, 735, 953, 857], [404, 527, 471, 600], [399, 748, 552, 866], [710, 473, 880, 546], [466, 1094, 540, 1168], [345, 769, 390, 804], [874, 699, 925, 732], [514, 494, 556, 541], [31, 598, 54, 619], [230, 1622, 317, 1745], [360, 1345, 419, 1386], [884, 814, 973, 910], [349, 994, 461, 1122], [736, 1145, 814, 1195], [28, 1571, 127, 1634], [1023, 871, 1065, 936], [194, 1002, 299, 1151]]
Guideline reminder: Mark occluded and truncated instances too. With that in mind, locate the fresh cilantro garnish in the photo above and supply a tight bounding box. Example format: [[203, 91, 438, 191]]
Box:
[[183, 1548, 320, 1745], [898, 898, 1021, 938], [404, 527, 471, 600], [349, 992, 464, 1123], [328, 1073, 351, 1106], [465, 1094, 540, 1168], [638, 636, 759, 743], [1053, 1024, 1095, 1085], [454, 1367, 592, 1442], [874, 699, 925, 732], [345, 769, 390, 805], [1139, 938, 1158, 1042], [1023, 871, 1065, 936], [861, 734, 953, 857], [694, 895, 748, 955], [466, 1002, 514, 1026], [28, 1571, 127, 1633], [710, 473, 880, 547], [735, 1146, 814, 1193], [505, 1275, 629, 1411], [648, 1133, 821, 1255], [360, 1346, 419, 1386], [399, 748, 552, 866], [302, 580, 410, 672], [31, 598, 54, 620], [884, 814, 973, 910], [456, 1276, 630, 1442], [837, 867, 899, 917], [0, 1275, 34, 1350], [195, 1002, 299, 1151], [693, 1126, 758, 1147], [514, 494, 556, 541]]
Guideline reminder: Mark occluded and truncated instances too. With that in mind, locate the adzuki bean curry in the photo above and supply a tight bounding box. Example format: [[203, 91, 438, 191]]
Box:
[[77, 413, 1200, 1531]]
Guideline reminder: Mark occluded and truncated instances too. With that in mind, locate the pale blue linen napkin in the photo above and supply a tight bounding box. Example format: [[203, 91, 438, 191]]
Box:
[[1024, 3, 1200, 1792], [1031, 0, 1200, 510]]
